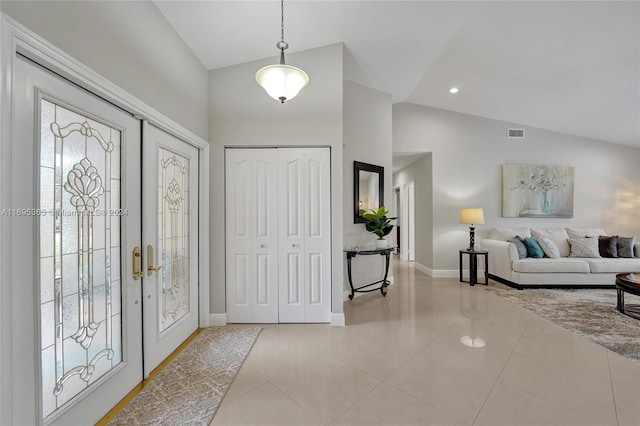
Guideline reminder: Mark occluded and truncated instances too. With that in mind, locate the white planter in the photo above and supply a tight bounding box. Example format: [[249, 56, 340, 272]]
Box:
[[375, 238, 387, 248]]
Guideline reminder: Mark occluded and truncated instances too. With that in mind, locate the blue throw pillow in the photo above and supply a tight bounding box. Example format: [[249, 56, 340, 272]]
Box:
[[509, 237, 528, 259], [523, 237, 544, 258]]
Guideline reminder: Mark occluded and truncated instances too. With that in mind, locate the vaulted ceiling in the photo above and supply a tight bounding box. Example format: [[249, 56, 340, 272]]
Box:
[[155, 1, 639, 148]]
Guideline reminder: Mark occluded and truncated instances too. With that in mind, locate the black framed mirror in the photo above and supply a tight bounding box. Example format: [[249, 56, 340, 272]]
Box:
[[354, 161, 384, 223]]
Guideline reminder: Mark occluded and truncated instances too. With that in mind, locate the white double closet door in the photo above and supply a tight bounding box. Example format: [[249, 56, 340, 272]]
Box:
[[225, 148, 331, 323]]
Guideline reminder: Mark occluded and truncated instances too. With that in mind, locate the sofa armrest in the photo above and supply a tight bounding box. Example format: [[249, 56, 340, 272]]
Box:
[[481, 239, 518, 280], [635, 242, 640, 259]]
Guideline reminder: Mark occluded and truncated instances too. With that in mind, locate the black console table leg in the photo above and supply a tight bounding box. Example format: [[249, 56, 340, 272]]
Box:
[[381, 251, 391, 296], [347, 253, 355, 300]]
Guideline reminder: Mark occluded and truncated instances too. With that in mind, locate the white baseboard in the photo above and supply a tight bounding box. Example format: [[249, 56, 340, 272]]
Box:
[[414, 263, 473, 279], [343, 276, 394, 300], [413, 262, 433, 276], [209, 313, 227, 326], [330, 313, 345, 327], [414, 263, 458, 278], [433, 269, 458, 278]]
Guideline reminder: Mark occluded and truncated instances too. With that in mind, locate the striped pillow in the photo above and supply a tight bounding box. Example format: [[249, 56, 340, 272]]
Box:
[[568, 237, 600, 258]]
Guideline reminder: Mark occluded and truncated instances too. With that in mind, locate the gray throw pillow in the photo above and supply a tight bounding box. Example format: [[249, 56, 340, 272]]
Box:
[[509, 236, 528, 259], [617, 236, 636, 258], [568, 237, 601, 258]]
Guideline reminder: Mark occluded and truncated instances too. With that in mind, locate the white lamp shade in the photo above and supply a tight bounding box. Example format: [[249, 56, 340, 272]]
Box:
[[255, 64, 309, 102], [460, 208, 485, 225]]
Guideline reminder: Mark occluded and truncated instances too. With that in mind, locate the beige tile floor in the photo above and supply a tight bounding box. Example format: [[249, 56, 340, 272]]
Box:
[[211, 259, 640, 426]]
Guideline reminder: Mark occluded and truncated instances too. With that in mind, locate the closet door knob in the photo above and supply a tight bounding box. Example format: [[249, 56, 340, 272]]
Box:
[[260, 244, 266, 248], [292, 244, 299, 248]]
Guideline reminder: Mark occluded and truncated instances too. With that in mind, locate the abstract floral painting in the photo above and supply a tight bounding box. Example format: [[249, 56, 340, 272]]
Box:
[[502, 164, 574, 218]]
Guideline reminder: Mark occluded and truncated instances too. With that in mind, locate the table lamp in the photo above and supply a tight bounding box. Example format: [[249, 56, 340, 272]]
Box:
[[460, 208, 484, 251]]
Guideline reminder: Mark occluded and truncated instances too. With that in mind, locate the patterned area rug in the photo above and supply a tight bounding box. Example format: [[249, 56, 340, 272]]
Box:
[[487, 286, 640, 364], [109, 326, 261, 426]]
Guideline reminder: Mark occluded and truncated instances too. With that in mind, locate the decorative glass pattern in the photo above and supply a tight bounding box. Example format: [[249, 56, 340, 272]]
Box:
[[39, 99, 122, 419], [158, 148, 190, 332]]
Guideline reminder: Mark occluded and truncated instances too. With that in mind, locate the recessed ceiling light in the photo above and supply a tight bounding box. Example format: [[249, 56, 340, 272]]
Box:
[[449, 87, 459, 94]]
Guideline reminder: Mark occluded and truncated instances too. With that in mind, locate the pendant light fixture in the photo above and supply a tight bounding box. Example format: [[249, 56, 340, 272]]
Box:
[[255, 0, 309, 103]]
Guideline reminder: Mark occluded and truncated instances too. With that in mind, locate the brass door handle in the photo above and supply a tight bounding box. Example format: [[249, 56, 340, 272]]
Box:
[[147, 244, 162, 276], [132, 246, 144, 280]]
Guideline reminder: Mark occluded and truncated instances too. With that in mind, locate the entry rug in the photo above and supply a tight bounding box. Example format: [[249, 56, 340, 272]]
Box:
[[109, 326, 261, 426], [487, 287, 640, 365]]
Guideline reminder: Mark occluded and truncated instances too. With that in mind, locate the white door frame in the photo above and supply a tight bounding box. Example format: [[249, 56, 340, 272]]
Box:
[[399, 182, 415, 262], [0, 14, 210, 425]]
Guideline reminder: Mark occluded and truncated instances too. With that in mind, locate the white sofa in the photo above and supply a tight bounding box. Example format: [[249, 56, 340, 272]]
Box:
[[481, 227, 640, 288]]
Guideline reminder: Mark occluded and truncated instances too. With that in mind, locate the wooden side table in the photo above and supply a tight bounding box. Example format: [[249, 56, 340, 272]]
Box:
[[459, 249, 488, 286]]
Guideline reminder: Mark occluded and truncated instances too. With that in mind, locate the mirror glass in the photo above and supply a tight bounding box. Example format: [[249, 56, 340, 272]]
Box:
[[358, 171, 379, 211], [354, 161, 384, 223]]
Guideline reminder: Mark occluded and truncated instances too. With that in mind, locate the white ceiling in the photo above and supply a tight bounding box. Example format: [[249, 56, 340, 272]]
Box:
[[155, 1, 640, 148]]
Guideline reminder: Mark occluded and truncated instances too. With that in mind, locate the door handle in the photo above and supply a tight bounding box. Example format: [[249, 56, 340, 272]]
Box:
[[132, 246, 144, 280], [147, 244, 162, 276]]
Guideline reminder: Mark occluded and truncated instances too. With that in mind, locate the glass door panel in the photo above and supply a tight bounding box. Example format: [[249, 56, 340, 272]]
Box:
[[158, 147, 190, 332], [39, 99, 124, 419]]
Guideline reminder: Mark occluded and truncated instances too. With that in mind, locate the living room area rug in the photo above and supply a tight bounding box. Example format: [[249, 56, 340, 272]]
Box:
[[109, 326, 261, 426], [487, 286, 640, 365]]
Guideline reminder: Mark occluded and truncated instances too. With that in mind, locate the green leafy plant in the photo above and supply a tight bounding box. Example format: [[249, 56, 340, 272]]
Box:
[[359, 206, 395, 239]]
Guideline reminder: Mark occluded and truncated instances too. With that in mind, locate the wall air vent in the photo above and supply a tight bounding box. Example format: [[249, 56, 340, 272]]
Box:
[[507, 128, 525, 139]]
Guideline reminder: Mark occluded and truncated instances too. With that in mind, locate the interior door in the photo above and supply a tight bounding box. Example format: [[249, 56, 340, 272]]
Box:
[[11, 55, 142, 425], [278, 148, 331, 323], [225, 149, 279, 323], [141, 123, 199, 377]]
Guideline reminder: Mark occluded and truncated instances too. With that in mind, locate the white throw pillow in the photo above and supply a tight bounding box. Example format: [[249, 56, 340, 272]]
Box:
[[488, 227, 532, 242], [538, 237, 561, 259], [531, 228, 571, 257], [566, 227, 607, 239], [568, 237, 601, 258]]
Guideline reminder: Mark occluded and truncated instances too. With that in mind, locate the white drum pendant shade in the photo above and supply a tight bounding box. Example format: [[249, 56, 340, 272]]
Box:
[[255, 64, 309, 103]]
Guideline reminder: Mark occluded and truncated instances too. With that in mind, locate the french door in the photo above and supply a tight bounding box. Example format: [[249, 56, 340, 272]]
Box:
[[10, 54, 200, 424], [142, 123, 199, 378], [12, 54, 142, 425]]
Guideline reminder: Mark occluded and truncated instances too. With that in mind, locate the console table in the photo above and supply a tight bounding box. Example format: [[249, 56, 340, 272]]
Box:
[[459, 249, 488, 286], [344, 246, 396, 300]]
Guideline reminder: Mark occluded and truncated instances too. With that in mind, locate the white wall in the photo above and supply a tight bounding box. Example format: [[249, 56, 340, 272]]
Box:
[[209, 43, 344, 316], [1, 1, 209, 139], [393, 155, 433, 270], [343, 80, 393, 293], [393, 102, 640, 273]]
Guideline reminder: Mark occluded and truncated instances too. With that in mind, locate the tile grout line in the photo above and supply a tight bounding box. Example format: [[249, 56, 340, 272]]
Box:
[[606, 350, 621, 426], [469, 318, 527, 425]]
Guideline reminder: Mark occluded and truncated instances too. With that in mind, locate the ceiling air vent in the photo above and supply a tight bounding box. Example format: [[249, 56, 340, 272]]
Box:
[[507, 128, 525, 139]]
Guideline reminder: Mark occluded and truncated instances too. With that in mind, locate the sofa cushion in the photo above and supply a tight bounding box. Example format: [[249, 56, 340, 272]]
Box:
[[531, 228, 570, 257], [598, 235, 618, 258], [512, 258, 590, 274], [538, 237, 561, 259], [523, 237, 544, 258], [566, 227, 607, 238], [568, 237, 601, 258], [488, 227, 532, 241], [583, 258, 640, 273], [617, 236, 636, 258], [509, 237, 528, 259]]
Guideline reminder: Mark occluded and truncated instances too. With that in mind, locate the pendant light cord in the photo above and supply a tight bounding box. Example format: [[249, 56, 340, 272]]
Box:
[[281, 0, 285, 44], [277, 0, 288, 65]]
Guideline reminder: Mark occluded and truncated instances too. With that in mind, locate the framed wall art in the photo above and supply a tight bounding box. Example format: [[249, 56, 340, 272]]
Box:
[[502, 164, 574, 218]]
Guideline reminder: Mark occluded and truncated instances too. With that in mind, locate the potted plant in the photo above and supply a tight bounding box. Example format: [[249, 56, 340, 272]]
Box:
[[359, 206, 395, 248]]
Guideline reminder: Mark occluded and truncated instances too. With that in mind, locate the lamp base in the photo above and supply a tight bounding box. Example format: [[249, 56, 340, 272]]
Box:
[[468, 226, 476, 251]]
